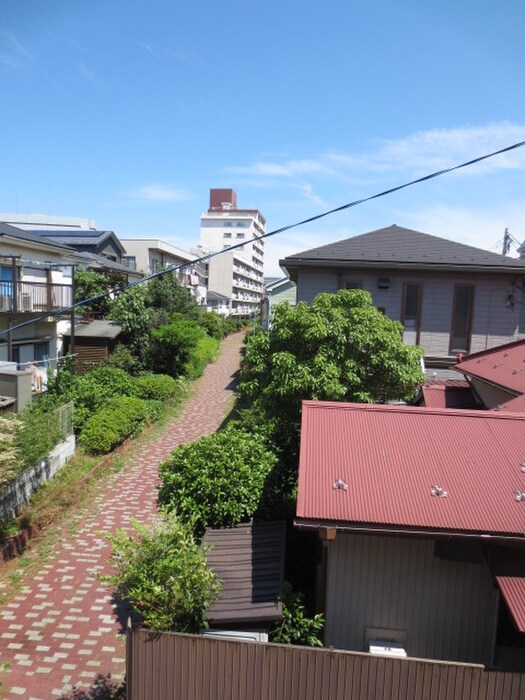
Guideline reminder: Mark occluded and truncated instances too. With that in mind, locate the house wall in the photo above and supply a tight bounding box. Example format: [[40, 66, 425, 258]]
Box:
[[268, 280, 296, 310], [468, 378, 516, 409], [295, 267, 523, 358], [325, 533, 497, 664]]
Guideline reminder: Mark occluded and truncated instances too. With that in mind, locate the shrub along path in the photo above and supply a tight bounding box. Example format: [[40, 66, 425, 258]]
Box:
[[0, 332, 245, 699]]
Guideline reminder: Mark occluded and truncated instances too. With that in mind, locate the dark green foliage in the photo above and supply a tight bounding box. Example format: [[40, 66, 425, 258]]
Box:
[[199, 311, 225, 339], [106, 344, 143, 376], [108, 286, 152, 370], [158, 426, 278, 536], [270, 582, 324, 647], [133, 373, 181, 401], [100, 511, 221, 632], [59, 673, 125, 699], [146, 270, 200, 320], [78, 396, 155, 454], [184, 335, 220, 379], [151, 314, 204, 377]]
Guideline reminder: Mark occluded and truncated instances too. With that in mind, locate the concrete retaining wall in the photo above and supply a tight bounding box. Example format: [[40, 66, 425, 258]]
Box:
[[0, 435, 76, 520]]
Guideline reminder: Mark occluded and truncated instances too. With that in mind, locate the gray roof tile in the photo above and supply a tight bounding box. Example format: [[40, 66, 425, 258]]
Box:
[[282, 224, 525, 270]]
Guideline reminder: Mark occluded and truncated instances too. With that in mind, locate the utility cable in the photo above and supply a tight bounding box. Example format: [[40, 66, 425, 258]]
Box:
[[2, 138, 525, 338]]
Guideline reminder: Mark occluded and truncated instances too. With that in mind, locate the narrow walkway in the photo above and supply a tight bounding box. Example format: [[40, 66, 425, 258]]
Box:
[[0, 333, 245, 699]]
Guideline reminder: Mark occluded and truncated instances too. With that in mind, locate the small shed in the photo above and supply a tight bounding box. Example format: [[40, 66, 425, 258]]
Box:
[[202, 520, 286, 637], [62, 319, 122, 373]]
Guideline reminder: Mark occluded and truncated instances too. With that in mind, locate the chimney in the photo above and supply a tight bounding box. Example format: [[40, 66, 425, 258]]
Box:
[[209, 189, 237, 212]]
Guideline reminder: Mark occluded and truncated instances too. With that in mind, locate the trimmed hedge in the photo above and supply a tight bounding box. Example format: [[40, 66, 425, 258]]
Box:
[[78, 396, 156, 455], [134, 373, 181, 401], [158, 426, 278, 536]]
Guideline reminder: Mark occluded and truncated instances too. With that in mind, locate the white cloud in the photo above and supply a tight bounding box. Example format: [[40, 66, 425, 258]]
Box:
[[132, 184, 190, 203], [229, 159, 335, 177], [229, 122, 525, 186], [0, 30, 31, 69]]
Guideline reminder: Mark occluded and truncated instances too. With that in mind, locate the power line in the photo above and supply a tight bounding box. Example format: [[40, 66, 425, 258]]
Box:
[[2, 138, 525, 339]]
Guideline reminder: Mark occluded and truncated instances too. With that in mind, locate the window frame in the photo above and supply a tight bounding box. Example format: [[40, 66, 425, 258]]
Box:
[[449, 284, 475, 353], [401, 282, 423, 345]]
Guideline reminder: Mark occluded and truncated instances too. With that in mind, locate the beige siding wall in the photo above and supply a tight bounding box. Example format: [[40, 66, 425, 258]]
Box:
[[295, 267, 522, 358], [469, 379, 515, 409], [325, 533, 497, 665]]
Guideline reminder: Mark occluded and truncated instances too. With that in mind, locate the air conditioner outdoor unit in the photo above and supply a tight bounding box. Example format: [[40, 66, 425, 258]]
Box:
[[369, 640, 407, 657], [21, 293, 34, 311]]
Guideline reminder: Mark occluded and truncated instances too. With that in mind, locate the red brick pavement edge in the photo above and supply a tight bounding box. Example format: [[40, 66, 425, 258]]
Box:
[[0, 332, 245, 699]]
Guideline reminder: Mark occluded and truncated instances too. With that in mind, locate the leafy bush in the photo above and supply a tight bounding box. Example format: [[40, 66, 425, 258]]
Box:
[[199, 311, 225, 340], [106, 344, 143, 376], [78, 396, 153, 454], [158, 426, 278, 536], [60, 673, 125, 699], [134, 373, 180, 401], [151, 314, 204, 377], [184, 335, 220, 379], [51, 366, 137, 432], [100, 511, 221, 632], [270, 582, 324, 647]]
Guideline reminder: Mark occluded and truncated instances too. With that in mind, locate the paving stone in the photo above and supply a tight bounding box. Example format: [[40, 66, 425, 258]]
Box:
[[0, 333, 243, 697]]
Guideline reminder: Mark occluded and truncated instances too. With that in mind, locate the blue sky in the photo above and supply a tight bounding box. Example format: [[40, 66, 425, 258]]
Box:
[[1, 1, 525, 275]]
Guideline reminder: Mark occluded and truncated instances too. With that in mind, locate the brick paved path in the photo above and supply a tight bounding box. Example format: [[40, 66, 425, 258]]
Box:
[[0, 333, 244, 699]]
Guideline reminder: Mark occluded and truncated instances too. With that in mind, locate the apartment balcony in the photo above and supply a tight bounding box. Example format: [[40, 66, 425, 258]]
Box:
[[0, 281, 73, 314]]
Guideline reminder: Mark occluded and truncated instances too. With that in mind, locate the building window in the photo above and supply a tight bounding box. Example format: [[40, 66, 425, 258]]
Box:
[[450, 285, 474, 352], [401, 283, 422, 344], [344, 281, 361, 290], [236, 233, 245, 239], [224, 232, 232, 239], [122, 256, 137, 271]]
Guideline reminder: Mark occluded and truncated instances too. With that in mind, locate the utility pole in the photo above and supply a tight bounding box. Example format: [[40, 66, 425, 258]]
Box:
[[502, 228, 511, 256]]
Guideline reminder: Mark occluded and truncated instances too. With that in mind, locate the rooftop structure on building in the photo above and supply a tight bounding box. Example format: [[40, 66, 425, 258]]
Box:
[[200, 189, 265, 317]]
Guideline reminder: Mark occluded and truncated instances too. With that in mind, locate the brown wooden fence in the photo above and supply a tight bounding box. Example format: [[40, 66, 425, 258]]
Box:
[[126, 629, 525, 700]]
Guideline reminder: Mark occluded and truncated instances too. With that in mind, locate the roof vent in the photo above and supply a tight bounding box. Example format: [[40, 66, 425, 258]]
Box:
[[431, 485, 447, 498], [521, 464, 525, 473], [333, 479, 348, 491], [515, 491, 525, 502]]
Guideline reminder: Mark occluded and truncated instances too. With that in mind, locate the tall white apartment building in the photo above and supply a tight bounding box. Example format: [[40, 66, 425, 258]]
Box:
[[200, 189, 265, 317]]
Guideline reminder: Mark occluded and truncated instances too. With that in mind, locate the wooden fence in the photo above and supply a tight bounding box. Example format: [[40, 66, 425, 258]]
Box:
[[126, 629, 525, 700]]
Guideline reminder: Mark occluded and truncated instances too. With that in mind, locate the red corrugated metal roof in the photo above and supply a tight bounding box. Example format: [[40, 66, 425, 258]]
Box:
[[422, 380, 479, 409], [489, 549, 525, 632], [455, 340, 525, 395], [296, 401, 525, 537]]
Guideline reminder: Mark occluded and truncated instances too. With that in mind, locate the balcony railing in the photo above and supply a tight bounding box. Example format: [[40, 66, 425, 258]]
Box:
[[0, 281, 73, 313]]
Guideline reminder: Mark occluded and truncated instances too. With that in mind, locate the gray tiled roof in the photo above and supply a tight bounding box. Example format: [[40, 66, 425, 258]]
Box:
[[29, 229, 126, 254], [0, 222, 75, 252], [281, 225, 525, 271]]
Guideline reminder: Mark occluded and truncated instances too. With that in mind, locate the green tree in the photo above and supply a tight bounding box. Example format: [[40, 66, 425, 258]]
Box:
[[239, 289, 424, 456], [151, 314, 204, 377], [108, 286, 152, 369], [100, 511, 221, 632], [146, 270, 200, 320], [158, 426, 278, 536], [74, 268, 112, 315]]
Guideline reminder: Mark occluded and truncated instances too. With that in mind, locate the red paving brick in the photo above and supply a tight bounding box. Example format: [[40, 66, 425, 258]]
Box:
[[0, 333, 245, 699]]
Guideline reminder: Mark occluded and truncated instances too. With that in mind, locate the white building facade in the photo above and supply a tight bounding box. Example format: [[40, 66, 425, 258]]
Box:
[[200, 189, 265, 317], [120, 238, 207, 304]]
